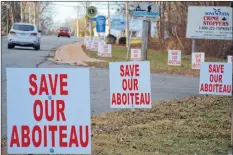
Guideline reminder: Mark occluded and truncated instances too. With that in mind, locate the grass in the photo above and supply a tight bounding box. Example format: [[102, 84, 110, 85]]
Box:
[[83, 45, 225, 77], [92, 96, 232, 155], [2, 96, 232, 154]]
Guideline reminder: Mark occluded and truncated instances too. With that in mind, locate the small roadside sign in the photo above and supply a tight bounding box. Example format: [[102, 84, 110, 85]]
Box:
[[228, 56, 233, 63], [109, 61, 151, 108], [91, 39, 98, 51], [199, 62, 232, 95], [86, 40, 92, 50], [99, 44, 112, 57], [168, 50, 181, 66], [7, 68, 91, 154], [132, 2, 160, 21], [98, 40, 106, 56], [192, 52, 205, 69], [131, 49, 141, 61]]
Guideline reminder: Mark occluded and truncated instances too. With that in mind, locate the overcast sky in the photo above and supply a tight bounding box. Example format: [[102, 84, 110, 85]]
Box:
[[52, 2, 124, 24]]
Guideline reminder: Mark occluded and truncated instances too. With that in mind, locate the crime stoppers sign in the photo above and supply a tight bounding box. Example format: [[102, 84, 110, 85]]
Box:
[[199, 62, 232, 95], [168, 50, 181, 66], [109, 61, 151, 108], [186, 6, 232, 40], [7, 68, 91, 154]]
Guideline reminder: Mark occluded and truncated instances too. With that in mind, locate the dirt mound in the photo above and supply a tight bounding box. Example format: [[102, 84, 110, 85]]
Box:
[[50, 42, 105, 66]]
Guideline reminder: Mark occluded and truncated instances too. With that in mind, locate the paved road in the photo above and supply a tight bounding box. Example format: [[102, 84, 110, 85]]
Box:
[[1, 36, 200, 139]]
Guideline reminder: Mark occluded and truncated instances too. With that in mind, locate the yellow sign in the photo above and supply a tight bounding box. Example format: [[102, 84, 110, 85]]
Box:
[[87, 6, 97, 18]]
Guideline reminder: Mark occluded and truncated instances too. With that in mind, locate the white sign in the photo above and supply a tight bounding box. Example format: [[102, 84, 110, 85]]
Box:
[[133, 3, 160, 21], [7, 68, 91, 154], [199, 62, 232, 95], [99, 44, 112, 57], [91, 40, 99, 51], [86, 40, 92, 50], [98, 40, 106, 56], [228, 55, 233, 63], [131, 49, 141, 61], [192, 52, 205, 69], [109, 61, 152, 108], [168, 50, 181, 66], [186, 6, 233, 40]]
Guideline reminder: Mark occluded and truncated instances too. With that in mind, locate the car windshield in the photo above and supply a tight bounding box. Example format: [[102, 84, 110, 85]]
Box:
[[13, 24, 35, 31], [60, 27, 69, 31]]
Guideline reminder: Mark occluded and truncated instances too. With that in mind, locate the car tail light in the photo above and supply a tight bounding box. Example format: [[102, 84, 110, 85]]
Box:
[[10, 31, 16, 35], [30, 33, 37, 36]]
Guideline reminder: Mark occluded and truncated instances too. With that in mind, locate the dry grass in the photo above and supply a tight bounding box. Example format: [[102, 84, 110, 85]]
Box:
[[82, 45, 225, 77], [2, 96, 232, 155], [92, 96, 232, 155]]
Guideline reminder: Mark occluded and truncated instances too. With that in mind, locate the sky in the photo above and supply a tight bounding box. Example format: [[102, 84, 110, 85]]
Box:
[[52, 2, 122, 24]]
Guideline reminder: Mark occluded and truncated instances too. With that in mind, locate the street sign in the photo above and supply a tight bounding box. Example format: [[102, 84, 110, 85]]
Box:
[[192, 52, 205, 69], [88, 17, 96, 21], [111, 17, 143, 31], [186, 6, 233, 40], [96, 15, 106, 33], [131, 49, 141, 61], [109, 61, 151, 108], [87, 6, 97, 18], [168, 50, 181, 66], [132, 3, 160, 21], [199, 62, 232, 95], [111, 18, 126, 30], [7, 68, 91, 154]]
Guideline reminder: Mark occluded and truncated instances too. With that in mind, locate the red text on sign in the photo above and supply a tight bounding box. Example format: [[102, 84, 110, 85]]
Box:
[[122, 78, 138, 91], [29, 74, 68, 96], [209, 74, 222, 83], [111, 93, 151, 105], [120, 64, 140, 77], [199, 83, 232, 93], [10, 125, 89, 148], [208, 64, 224, 73], [33, 99, 66, 121]]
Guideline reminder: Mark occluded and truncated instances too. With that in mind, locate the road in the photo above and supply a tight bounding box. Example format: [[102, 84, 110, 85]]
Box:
[[1, 36, 200, 139]]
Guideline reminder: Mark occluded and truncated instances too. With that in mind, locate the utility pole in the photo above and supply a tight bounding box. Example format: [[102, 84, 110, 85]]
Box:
[[108, 2, 110, 35], [6, 4, 10, 33], [29, 3, 31, 23], [125, 1, 130, 60], [77, 6, 80, 37], [33, 2, 36, 25], [85, 2, 87, 37], [20, 2, 23, 22]]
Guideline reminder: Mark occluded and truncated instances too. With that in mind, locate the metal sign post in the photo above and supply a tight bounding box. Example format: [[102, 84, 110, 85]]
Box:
[[191, 39, 196, 53], [132, 2, 160, 61], [141, 20, 149, 60]]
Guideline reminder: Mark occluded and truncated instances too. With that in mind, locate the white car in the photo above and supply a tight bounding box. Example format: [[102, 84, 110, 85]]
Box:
[[8, 23, 41, 50]]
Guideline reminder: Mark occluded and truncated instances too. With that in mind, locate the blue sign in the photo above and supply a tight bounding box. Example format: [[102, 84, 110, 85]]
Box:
[[96, 15, 106, 33], [88, 17, 96, 21], [111, 18, 126, 30]]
